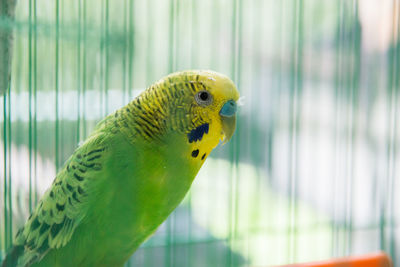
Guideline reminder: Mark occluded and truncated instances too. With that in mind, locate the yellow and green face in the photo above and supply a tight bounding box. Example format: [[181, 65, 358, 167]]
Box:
[[122, 70, 239, 160], [159, 70, 240, 163]]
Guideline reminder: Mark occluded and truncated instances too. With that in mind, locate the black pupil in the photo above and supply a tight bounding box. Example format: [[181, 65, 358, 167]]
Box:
[[199, 92, 209, 101]]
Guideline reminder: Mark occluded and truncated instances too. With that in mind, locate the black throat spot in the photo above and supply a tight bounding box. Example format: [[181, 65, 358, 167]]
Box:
[[188, 123, 209, 143]]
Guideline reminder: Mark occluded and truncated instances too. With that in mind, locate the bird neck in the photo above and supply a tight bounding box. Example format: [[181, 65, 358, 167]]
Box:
[[113, 81, 194, 143]]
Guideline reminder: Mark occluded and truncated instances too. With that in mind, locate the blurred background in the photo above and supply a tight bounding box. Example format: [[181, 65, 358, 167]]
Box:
[[0, 0, 399, 266]]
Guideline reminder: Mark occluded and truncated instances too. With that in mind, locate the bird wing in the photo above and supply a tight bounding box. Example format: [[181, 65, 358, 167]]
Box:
[[9, 136, 106, 267]]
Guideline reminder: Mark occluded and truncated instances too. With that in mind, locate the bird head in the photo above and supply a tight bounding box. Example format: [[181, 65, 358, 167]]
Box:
[[119, 70, 239, 157], [162, 70, 239, 147]]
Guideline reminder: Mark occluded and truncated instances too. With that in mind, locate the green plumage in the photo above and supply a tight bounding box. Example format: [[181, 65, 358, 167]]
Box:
[[2, 70, 239, 267]]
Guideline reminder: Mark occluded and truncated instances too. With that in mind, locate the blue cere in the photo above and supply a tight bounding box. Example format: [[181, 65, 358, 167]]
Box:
[[219, 100, 237, 117]]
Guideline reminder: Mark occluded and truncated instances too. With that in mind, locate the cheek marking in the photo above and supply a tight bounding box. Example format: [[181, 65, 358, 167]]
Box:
[[191, 149, 199, 158], [188, 123, 209, 143]]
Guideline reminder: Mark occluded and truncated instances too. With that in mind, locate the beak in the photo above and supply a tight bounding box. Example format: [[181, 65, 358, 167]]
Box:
[[220, 100, 237, 144]]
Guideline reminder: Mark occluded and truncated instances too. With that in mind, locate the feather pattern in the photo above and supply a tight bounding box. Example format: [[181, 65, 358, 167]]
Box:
[[5, 134, 106, 267]]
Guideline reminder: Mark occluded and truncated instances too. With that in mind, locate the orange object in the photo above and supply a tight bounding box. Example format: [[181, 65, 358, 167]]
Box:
[[277, 252, 392, 267]]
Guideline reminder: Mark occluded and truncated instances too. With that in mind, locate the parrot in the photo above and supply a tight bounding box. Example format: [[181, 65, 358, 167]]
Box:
[[2, 70, 239, 267]]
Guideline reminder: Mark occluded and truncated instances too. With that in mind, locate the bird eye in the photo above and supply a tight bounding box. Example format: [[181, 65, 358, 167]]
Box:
[[195, 90, 213, 106]]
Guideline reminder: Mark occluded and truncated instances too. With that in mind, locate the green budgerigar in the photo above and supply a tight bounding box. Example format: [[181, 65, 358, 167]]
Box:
[[2, 70, 239, 267]]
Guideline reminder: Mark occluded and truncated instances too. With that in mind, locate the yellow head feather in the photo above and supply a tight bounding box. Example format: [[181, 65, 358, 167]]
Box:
[[112, 70, 239, 157]]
